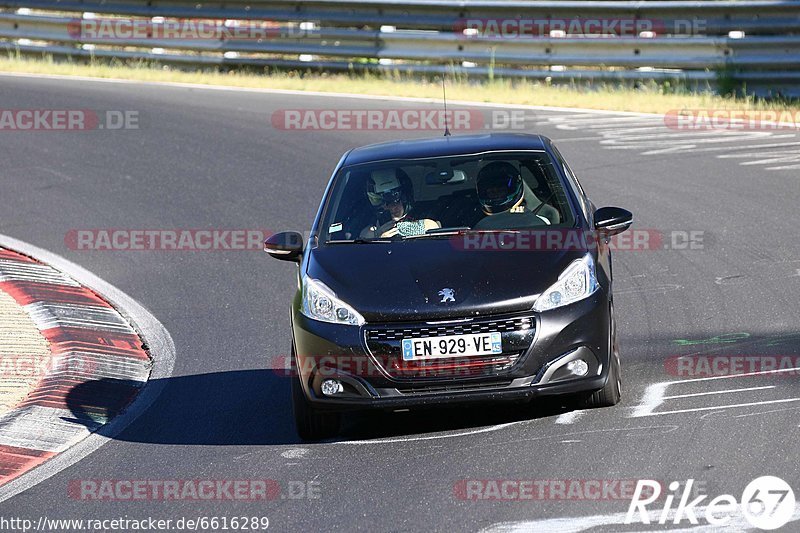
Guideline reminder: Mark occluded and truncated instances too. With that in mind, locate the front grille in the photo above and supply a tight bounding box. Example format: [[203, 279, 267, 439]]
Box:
[[368, 316, 533, 341], [365, 315, 535, 379]]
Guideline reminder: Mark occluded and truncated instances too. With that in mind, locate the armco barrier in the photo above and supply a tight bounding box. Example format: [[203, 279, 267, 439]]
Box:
[[1, 1, 799, 95]]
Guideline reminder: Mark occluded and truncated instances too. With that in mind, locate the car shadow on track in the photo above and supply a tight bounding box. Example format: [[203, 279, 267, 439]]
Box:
[[61, 371, 578, 446]]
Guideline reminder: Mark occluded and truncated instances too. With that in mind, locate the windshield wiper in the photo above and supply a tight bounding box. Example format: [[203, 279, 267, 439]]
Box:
[[404, 228, 530, 239], [403, 226, 472, 239], [463, 229, 523, 234], [427, 226, 471, 234], [325, 238, 392, 245]]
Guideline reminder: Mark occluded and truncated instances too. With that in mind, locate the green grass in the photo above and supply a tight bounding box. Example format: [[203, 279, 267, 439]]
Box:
[[1, 55, 797, 114]]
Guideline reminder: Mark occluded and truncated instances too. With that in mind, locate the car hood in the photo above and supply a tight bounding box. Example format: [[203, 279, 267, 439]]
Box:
[[306, 238, 587, 322]]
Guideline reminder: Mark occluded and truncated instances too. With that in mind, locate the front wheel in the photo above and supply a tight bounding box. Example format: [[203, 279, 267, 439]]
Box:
[[578, 307, 621, 408], [291, 376, 341, 441]]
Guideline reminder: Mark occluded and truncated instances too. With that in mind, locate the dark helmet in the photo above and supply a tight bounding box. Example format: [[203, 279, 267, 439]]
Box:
[[476, 161, 524, 215], [366, 168, 413, 212]]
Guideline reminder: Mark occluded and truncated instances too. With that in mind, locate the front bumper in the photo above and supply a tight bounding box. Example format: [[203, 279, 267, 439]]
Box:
[[289, 289, 611, 411]]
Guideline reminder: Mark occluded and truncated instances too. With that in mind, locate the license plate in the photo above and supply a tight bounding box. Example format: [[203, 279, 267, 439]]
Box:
[[401, 332, 502, 361]]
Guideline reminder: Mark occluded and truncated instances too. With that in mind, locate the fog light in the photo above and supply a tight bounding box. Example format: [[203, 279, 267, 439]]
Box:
[[320, 379, 344, 396], [566, 359, 589, 377]]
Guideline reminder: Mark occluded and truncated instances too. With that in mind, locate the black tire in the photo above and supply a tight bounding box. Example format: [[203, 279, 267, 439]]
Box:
[[577, 306, 621, 409], [291, 375, 341, 441]]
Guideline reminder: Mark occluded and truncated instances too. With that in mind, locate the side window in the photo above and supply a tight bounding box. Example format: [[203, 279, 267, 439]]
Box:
[[552, 146, 590, 221]]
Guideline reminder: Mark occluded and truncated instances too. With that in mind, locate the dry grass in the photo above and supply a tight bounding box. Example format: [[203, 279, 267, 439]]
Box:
[[0, 56, 796, 114]]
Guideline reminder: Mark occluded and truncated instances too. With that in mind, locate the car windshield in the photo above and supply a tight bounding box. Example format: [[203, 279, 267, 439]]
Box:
[[319, 151, 576, 243]]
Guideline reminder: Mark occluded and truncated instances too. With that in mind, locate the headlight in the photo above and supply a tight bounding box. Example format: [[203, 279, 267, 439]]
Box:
[[301, 277, 365, 326], [533, 254, 599, 312]]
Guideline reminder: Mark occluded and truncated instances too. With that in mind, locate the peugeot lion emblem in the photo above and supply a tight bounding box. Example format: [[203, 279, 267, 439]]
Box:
[[438, 288, 456, 303]]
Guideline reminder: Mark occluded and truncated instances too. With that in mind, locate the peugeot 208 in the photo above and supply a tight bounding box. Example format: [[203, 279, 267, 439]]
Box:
[[265, 133, 633, 440]]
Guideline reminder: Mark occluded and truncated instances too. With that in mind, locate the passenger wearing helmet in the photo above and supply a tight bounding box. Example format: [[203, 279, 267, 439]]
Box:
[[360, 169, 440, 238], [473, 161, 557, 230]]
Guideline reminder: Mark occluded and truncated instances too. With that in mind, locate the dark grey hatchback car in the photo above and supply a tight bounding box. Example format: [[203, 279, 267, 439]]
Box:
[[265, 133, 633, 440]]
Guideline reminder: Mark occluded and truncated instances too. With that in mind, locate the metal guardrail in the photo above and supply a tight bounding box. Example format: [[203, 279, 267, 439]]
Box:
[[4, 1, 800, 34], [1, 1, 799, 96]]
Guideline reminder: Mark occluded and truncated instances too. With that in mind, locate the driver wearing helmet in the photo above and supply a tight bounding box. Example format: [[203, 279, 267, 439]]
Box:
[[473, 161, 556, 229], [360, 169, 440, 238]]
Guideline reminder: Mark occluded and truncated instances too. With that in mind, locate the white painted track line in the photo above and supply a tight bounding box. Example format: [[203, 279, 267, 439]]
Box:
[[555, 410, 585, 425], [340, 422, 521, 445], [642, 397, 800, 417]]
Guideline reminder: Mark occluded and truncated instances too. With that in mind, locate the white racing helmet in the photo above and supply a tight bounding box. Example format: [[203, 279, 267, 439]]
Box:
[[366, 169, 412, 212]]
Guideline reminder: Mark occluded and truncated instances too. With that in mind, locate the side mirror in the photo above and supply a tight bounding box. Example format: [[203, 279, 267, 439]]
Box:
[[264, 231, 304, 262], [594, 207, 633, 236]]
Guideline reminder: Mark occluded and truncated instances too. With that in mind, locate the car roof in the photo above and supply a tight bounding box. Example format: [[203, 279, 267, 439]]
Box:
[[342, 133, 552, 166]]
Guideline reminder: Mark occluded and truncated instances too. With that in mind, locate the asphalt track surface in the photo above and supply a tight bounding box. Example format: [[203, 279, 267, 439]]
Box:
[[1, 74, 799, 532]]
